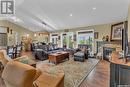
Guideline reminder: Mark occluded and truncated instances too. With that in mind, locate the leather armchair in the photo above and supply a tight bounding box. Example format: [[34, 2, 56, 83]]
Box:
[[2, 61, 41, 87]]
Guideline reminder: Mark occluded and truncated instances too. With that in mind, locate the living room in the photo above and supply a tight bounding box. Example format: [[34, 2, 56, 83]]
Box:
[[0, 0, 130, 87]]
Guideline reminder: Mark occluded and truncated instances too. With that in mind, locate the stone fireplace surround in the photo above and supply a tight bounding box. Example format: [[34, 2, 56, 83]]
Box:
[[96, 41, 122, 60]]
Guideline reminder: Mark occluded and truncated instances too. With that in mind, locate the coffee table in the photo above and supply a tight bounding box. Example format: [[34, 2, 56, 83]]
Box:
[[49, 52, 69, 64]]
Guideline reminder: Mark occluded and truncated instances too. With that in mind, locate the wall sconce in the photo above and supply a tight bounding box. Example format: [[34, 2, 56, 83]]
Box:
[[34, 34, 37, 37], [26, 34, 29, 37], [7, 28, 9, 33], [10, 29, 12, 34]]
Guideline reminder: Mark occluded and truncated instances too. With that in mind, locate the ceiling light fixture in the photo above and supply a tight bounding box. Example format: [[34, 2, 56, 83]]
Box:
[[70, 14, 73, 17], [34, 34, 37, 37], [92, 7, 96, 10]]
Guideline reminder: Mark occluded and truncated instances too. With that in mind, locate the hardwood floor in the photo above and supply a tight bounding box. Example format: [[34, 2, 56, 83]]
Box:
[[80, 60, 110, 87]]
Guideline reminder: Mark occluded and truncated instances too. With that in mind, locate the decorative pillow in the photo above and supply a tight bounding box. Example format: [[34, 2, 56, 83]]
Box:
[[17, 56, 29, 64], [48, 45, 53, 51], [44, 46, 48, 51], [19, 59, 28, 64], [53, 45, 57, 50], [51, 45, 53, 50]]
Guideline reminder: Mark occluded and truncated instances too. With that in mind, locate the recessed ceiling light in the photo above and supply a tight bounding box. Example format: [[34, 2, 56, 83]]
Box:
[[70, 14, 73, 17], [92, 7, 96, 10]]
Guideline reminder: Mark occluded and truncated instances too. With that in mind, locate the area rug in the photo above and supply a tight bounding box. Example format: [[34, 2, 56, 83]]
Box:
[[36, 58, 99, 87]]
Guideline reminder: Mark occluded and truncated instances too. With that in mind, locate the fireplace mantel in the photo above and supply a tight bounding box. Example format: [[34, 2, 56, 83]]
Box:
[[96, 41, 122, 60], [96, 41, 122, 54]]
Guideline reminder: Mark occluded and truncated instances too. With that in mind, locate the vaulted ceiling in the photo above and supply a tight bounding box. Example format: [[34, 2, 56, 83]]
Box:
[[0, 0, 130, 32]]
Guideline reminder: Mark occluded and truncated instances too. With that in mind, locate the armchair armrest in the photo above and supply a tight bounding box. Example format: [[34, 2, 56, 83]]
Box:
[[34, 69, 42, 81]]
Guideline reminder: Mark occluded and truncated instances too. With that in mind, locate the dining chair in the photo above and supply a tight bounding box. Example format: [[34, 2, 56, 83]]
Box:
[[15, 45, 22, 58], [7, 46, 14, 59]]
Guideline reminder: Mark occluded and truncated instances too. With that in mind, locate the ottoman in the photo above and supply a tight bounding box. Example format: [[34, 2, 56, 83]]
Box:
[[74, 52, 85, 62]]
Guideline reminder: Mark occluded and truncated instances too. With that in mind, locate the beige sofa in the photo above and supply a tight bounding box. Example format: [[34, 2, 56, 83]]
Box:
[[2, 61, 41, 87], [0, 50, 65, 87]]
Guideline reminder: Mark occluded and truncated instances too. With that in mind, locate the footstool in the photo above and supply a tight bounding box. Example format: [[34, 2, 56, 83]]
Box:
[[74, 52, 85, 62]]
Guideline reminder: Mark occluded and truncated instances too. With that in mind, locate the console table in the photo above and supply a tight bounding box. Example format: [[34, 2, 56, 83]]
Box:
[[110, 52, 130, 87]]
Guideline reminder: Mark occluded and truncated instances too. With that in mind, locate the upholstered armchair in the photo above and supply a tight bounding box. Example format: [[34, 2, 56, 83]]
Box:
[[77, 44, 88, 59], [0, 50, 12, 67], [2, 61, 41, 87], [74, 44, 88, 62], [0, 50, 35, 67]]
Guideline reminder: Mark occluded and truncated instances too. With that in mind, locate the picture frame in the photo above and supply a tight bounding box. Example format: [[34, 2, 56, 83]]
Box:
[[94, 32, 98, 39], [111, 22, 124, 41]]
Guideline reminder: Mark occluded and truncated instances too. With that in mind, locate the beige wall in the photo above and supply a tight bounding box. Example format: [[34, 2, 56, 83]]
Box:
[[0, 20, 34, 46], [128, 4, 130, 42], [33, 32, 50, 43], [0, 19, 123, 53], [33, 34, 49, 43]]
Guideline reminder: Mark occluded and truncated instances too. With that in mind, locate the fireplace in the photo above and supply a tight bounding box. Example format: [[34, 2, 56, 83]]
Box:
[[103, 47, 116, 61]]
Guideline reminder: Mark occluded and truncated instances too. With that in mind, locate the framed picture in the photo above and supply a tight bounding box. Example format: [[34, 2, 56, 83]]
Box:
[[94, 32, 98, 39], [111, 22, 124, 41]]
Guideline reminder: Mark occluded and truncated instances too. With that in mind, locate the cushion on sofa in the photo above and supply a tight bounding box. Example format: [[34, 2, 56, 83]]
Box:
[[74, 52, 84, 57]]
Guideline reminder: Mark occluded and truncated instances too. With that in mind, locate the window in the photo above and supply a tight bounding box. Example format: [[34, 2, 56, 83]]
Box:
[[61, 32, 73, 48], [77, 30, 94, 52], [0, 33, 7, 46], [0, 27, 7, 46], [50, 34, 58, 44]]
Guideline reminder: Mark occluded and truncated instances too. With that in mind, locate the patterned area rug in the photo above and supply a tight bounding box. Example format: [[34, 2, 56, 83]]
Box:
[[36, 58, 99, 87]]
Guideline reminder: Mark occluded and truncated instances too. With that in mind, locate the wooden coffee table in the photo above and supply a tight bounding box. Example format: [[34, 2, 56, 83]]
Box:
[[49, 52, 69, 64]]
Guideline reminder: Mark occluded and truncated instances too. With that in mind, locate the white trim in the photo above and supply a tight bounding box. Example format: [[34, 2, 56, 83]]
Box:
[[60, 33, 63, 47]]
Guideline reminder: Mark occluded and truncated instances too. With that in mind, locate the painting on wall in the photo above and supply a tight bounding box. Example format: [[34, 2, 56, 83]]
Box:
[[94, 32, 98, 39], [111, 22, 124, 41]]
